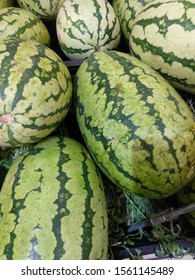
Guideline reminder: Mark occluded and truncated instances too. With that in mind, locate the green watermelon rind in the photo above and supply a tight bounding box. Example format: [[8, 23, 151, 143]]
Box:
[[56, 0, 121, 60], [0, 136, 108, 260], [74, 50, 195, 199], [0, 39, 72, 147], [129, 0, 195, 94], [0, 7, 51, 46]]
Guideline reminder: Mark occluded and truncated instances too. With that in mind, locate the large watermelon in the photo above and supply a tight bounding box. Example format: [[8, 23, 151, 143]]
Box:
[[112, 0, 154, 43], [74, 50, 195, 199], [0, 136, 108, 260], [17, 0, 64, 20], [0, 7, 51, 45], [56, 0, 121, 60], [0, 39, 72, 147], [129, 0, 195, 94]]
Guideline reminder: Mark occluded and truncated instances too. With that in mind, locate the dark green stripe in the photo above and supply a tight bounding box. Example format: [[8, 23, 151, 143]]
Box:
[[1, 15, 41, 37], [142, 0, 195, 26], [100, 0, 119, 46], [0, 40, 18, 100], [131, 36, 195, 70], [60, 42, 93, 56], [80, 148, 95, 259], [52, 138, 72, 260], [11, 50, 63, 111], [21, 2, 50, 17], [0, 40, 65, 110]]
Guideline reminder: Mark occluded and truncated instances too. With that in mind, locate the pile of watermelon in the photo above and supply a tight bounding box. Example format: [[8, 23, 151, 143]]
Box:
[[0, 0, 195, 260]]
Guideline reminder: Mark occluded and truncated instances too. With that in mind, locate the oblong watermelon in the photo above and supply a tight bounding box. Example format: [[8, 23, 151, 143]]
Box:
[[74, 50, 195, 199], [0, 136, 108, 260], [129, 0, 195, 94], [0, 7, 51, 45], [56, 0, 121, 60], [0, 39, 72, 147]]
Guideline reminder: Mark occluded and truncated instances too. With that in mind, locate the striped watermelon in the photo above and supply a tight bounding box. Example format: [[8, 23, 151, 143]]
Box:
[[112, 0, 154, 43], [0, 7, 51, 45], [17, 0, 64, 20], [0, 39, 72, 147], [56, 0, 121, 60], [176, 178, 195, 228], [129, 0, 195, 94], [0, 136, 108, 260], [74, 50, 195, 199], [0, 0, 15, 9]]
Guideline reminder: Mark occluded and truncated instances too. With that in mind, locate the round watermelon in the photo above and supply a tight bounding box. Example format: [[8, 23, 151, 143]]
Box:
[[0, 136, 108, 260], [74, 50, 195, 199], [0, 39, 72, 147], [0, 7, 51, 45], [56, 0, 121, 60]]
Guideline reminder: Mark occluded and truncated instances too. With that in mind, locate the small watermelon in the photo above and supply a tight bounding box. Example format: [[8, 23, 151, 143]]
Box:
[[0, 7, 50, 45], [74, 50, 195, 199], [56, 0, 121, 60], [0, 39, 72, 147], [0, 136, 108, 260]]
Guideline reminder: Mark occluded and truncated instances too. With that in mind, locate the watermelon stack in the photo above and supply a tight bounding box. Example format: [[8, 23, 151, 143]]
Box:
[[0, 0, 195, 260]]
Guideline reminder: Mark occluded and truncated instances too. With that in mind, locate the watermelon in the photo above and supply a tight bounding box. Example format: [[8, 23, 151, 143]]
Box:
[[56, 0, 121, 60], [0, 136, 108, 260], [112, 0, 154, 43], [0, 7, 51, 46], [176, 177, 195, 228], [17, 0, 64, 20], [0, 39, 72, 147], [0, 0, 15, 9], [129, 0, 195, 94], [74, 50, 195, 199]]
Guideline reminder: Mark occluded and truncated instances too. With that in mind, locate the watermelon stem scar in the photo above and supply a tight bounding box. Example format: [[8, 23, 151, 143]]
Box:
[[0, 114, 14, 125]]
